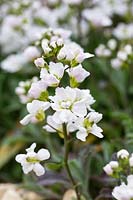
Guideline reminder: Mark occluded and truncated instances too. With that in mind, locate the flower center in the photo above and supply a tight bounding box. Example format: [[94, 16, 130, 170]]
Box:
[[83, 118, 93, 130], [26, 157, 39, 163], [35, 109, 45, 121], [60, 100, 71, 109]]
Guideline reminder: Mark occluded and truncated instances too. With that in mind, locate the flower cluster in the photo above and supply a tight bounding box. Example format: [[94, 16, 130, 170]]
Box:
[[1, 0, 132, 73], [18, 28, 103, 143], [15, 27, 103, 176], [95, 40, 133, 70], [95, 39, 117, 58], [111, 44, 133, 69], [103, 149, 133, 200]]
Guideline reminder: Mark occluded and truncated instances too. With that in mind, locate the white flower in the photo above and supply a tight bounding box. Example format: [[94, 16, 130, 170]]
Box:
[[15, 143, 50, 176], [68, 111, 103, 141], [111, 58, 122, 69], [49, 87, 95, 120], [103, 161, 119, 175], [112, 175, 133, 200], [117, 149, 129, 159], [43, 115, 63, 133], [107, 39, 117, 50], [95, 44, 111, 57], [57, 42, 94, 65], [113, 23, 133, 40], [76, 52, 94, 63], [34, 57, 45, 68], [103, 164, 113, 175], [44, 113, 78, 134], [51, 110, 77, 124], [83, 8, 112, 27], [67, 64, 90, 84], [1, 54, 26, 73], [41, 39, 52, 54], [117, 51, 128, 61], [28, 80, 48, 99], [20, 100, 50, 125], [23, 46, 41, 61], [40, 62, 64, 87], [124, 45, 132, 55]]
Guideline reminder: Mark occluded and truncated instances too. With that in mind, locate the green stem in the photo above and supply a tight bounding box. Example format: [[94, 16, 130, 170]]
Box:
[[63, 123, 81, 200]]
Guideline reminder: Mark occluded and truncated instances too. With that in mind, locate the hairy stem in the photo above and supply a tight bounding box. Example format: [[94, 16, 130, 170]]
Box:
[[63, 123, 81, 200]]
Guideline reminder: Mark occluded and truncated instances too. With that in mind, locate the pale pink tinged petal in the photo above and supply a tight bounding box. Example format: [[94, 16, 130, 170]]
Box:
[[103, 164, 113, 175], [40, 68, 49, 79], [73, 102, 87, 117]]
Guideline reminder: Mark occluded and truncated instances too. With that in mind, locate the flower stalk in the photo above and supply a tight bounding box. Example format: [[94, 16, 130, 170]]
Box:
[[63, 123, 81, 200]]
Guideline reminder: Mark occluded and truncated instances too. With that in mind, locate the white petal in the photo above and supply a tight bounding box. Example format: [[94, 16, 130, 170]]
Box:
[[33, 163, 45, 176], [26, 143, 36, 153], [72, 102, 87, 117], [90, 124, 103, 138], [22, 163, 33, 174], [87, 112, 103, 123], [40, 68, 49, 79], [49, 62, 64, 78], [76, 129, 87, 142], [27, 100, 50, 114], [15, 154, 26, 163], [43, 125, 56, 132], [20, 114, 32, 125], [37, 149, 50, 161], [67, 122, 77, 132], [68, 65, 90, 82]]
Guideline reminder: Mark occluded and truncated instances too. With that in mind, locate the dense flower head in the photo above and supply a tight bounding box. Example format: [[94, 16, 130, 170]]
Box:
[[103, 149, 132, 176], [17, 25, 103, 142], [15, 143, 50, 176]]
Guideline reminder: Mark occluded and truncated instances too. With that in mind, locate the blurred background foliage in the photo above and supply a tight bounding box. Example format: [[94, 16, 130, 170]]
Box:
[[0, 0, 133, 199]]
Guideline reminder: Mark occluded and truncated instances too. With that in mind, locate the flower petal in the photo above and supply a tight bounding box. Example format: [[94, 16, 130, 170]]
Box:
[[20, 114, 32, 125], [37, 149, 50, 161], [33, 163, 45, 176]]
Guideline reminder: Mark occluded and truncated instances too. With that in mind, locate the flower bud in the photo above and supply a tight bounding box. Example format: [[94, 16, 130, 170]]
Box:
[[34, 57, 45, 68], [117, 149, 129, 159]]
